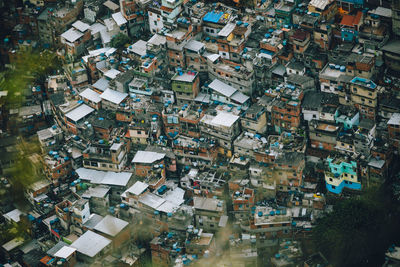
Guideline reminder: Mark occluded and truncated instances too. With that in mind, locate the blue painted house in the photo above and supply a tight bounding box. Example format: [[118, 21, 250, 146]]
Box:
[[335, 106, 359, 130], [340, 11, 363, 42], [325, 156, 361, 194]]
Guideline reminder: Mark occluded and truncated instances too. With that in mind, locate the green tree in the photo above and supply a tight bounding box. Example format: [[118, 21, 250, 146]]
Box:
[[110, 33, 130, 49], [312, 187, 396, 266]]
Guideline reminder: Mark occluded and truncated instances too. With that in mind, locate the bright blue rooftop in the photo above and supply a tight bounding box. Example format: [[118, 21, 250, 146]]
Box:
[[203, 11, 224, 23], [351, 77, 377, 89]]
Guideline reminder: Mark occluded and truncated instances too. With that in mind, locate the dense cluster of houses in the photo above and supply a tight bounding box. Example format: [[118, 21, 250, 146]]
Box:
[[1, 0, 400, 266]]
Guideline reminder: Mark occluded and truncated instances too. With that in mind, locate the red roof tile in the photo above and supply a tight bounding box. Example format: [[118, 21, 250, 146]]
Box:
[[340, 11, 363, 27]]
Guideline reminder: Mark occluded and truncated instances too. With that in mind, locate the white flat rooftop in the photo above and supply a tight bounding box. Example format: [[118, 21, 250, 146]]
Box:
[[172, 72, 197, 83], [54, 246, 77, 259], [184, 39, 205, 52], [210, 112, 239, 127], [388, 113, 400, 126], [4, 209, 23, 223], [131, 151, 165, 164]]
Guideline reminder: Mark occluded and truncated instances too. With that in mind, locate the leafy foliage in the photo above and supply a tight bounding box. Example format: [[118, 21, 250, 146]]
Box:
[[313, 187, 398, 266], [0, 50, 58, 243], [110, 33, 130, 49], [1, 50, 60, 108]]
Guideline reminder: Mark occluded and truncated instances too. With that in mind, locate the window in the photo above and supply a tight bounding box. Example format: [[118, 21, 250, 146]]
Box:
[[137, 130, 141, 135]]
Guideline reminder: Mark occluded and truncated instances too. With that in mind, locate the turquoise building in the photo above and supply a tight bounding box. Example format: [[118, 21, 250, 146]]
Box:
[[335, 108, 359, 130], [325, 156, 361, 194]]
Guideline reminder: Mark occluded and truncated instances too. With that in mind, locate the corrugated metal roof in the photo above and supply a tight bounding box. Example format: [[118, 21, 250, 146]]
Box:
[[72, 20, 90, 32], [71, 230, 111, 257], [208, 79, 236, 97], [184, 39, 205, 52], [112, 12, 127, 26], [100, 29, 111, 44], [388, 113, 400, 126], [139, 193, 165, 209], [309, 0, 331, 10], [61, 28, 83, 43], [76, 168, 132, 186], [65, 104, 94, 122], [218, 23, 236, 37], [94, 215, 129, 237], [100, 88, 128, 104], [79, 88, 101, 103], [231, 91, 250, 104], [128, 40, 147, 56], [92, 77, 109, 92], [100, 171, 132, 186], [90, 23, 107, 34], [104, 69, 121, 80], [126, 181, 149, 196], [148, 34, 166, 46]]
